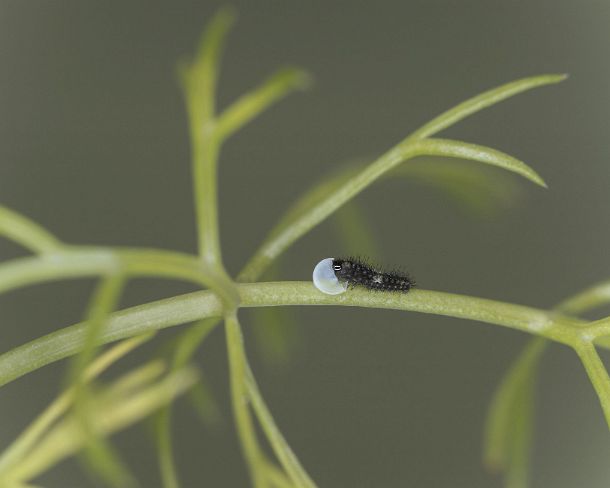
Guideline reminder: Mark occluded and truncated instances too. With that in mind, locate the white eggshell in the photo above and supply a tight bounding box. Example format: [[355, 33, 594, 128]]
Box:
[[312, 258, 347, 295]]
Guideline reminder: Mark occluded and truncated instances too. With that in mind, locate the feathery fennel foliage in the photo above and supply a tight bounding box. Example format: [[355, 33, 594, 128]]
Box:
[[0, 7, 603, 488]]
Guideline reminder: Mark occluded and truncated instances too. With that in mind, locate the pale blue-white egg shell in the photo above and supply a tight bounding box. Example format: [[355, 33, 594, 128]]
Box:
[[312, 258, 347, 295]]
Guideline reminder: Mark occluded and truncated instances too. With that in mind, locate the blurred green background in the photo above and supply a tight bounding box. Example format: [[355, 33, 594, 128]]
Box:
[[1, 1, 610, 486]]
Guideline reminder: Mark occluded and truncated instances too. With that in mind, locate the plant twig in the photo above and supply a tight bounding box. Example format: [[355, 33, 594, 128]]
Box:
[[0, 283, 584, 388]]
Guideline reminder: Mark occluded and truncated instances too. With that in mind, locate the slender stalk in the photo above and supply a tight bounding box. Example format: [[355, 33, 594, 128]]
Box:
[[154, 318, 218, 488], [224, 312, 266, 487], [69, 273, 133, 488], [245, 365, 315, 487], [0, 283, 584, 388], [573, 341, 610, 428], [192, 133, 223, 266], [0, 246, 238, 307], [0, 205, 62, 254], [155, 406, 180, 488]]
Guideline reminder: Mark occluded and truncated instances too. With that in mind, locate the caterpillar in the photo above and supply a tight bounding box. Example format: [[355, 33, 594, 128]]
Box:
[[312, 257, 415, 295]]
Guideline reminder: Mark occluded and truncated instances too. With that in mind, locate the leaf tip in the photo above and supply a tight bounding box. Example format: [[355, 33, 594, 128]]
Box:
[[534, 73, 568, 86], [193, 6, 238, 62], [209, 6, 238, 34], [533, 73, 568, 85], [278, 66, 314, 91], [535, 174, 548, 189], [295, 70, 314, 91]]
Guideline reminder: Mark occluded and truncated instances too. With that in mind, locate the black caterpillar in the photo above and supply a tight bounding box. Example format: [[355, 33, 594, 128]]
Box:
[[332, 257, 415, 293]]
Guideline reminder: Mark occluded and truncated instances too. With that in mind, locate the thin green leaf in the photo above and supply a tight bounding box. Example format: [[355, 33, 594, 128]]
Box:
[[0, 367, 196, 486], [0, 206, 61, 254], [155, 406, 179, 488], [78, 403, 136, 488], [406, 74, 567, 141], [483, 282, 610, 488], [179, 7, 239, 283], [102, 360, 167, 402], [230, 307, 315, 486], [178, 7, 235, 126], [245, 365, 316, 488], [154, 318, 217, 488], [414, 138, 546, 188], [555, 279, 610, 316], [217, 67, 311, 141], [505, 370, 535, 488], [574, 342, 610, 429], [484, 338, 546, 476], [68, 274, 132, 488], [225, 312, 267, 488], [0, 334, 154, 474], [264, 460, 295, 488], [69, 274, 125, 384], [0, 246, 239, 308], [86, 333, 156, 380]]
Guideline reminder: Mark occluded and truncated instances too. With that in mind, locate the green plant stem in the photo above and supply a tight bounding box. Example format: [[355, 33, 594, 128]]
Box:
[[69, 273, 133, 488], [484, 337, 546, 472], [216, 67, 311, 142], [155, 405, 180, 488], [556, 279, 610, 316], [0, 283, 584, 388], [0, 206, 61, 254], [178, 8, 232, 263], [245, 365, 315, 488], [192, 133, 223, 266], [264, 461, 294, 488], [482, 281, 610, 487], [573, 341, 610, 428], [0, 246, 238, 306], [224, 312, 266, 488], [154, 318, 218, 488]]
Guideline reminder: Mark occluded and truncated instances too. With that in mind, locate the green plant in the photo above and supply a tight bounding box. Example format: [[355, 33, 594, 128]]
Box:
[[0, 7, 606, 488]]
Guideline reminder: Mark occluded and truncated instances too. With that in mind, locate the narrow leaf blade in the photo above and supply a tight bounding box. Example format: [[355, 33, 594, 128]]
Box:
[[1, 368, 196, 485], [416, 138, 546, 188], [556, 279, 610, 316], [484, 337, 546, 474], [0, 206, 61, 254], [178, 7, 236, 124], [217, 67, 311, 141], [407, 74, 567, 141]]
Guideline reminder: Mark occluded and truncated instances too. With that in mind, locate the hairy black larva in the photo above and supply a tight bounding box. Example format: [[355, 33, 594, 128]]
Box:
[[313, 257, 415, 295]]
